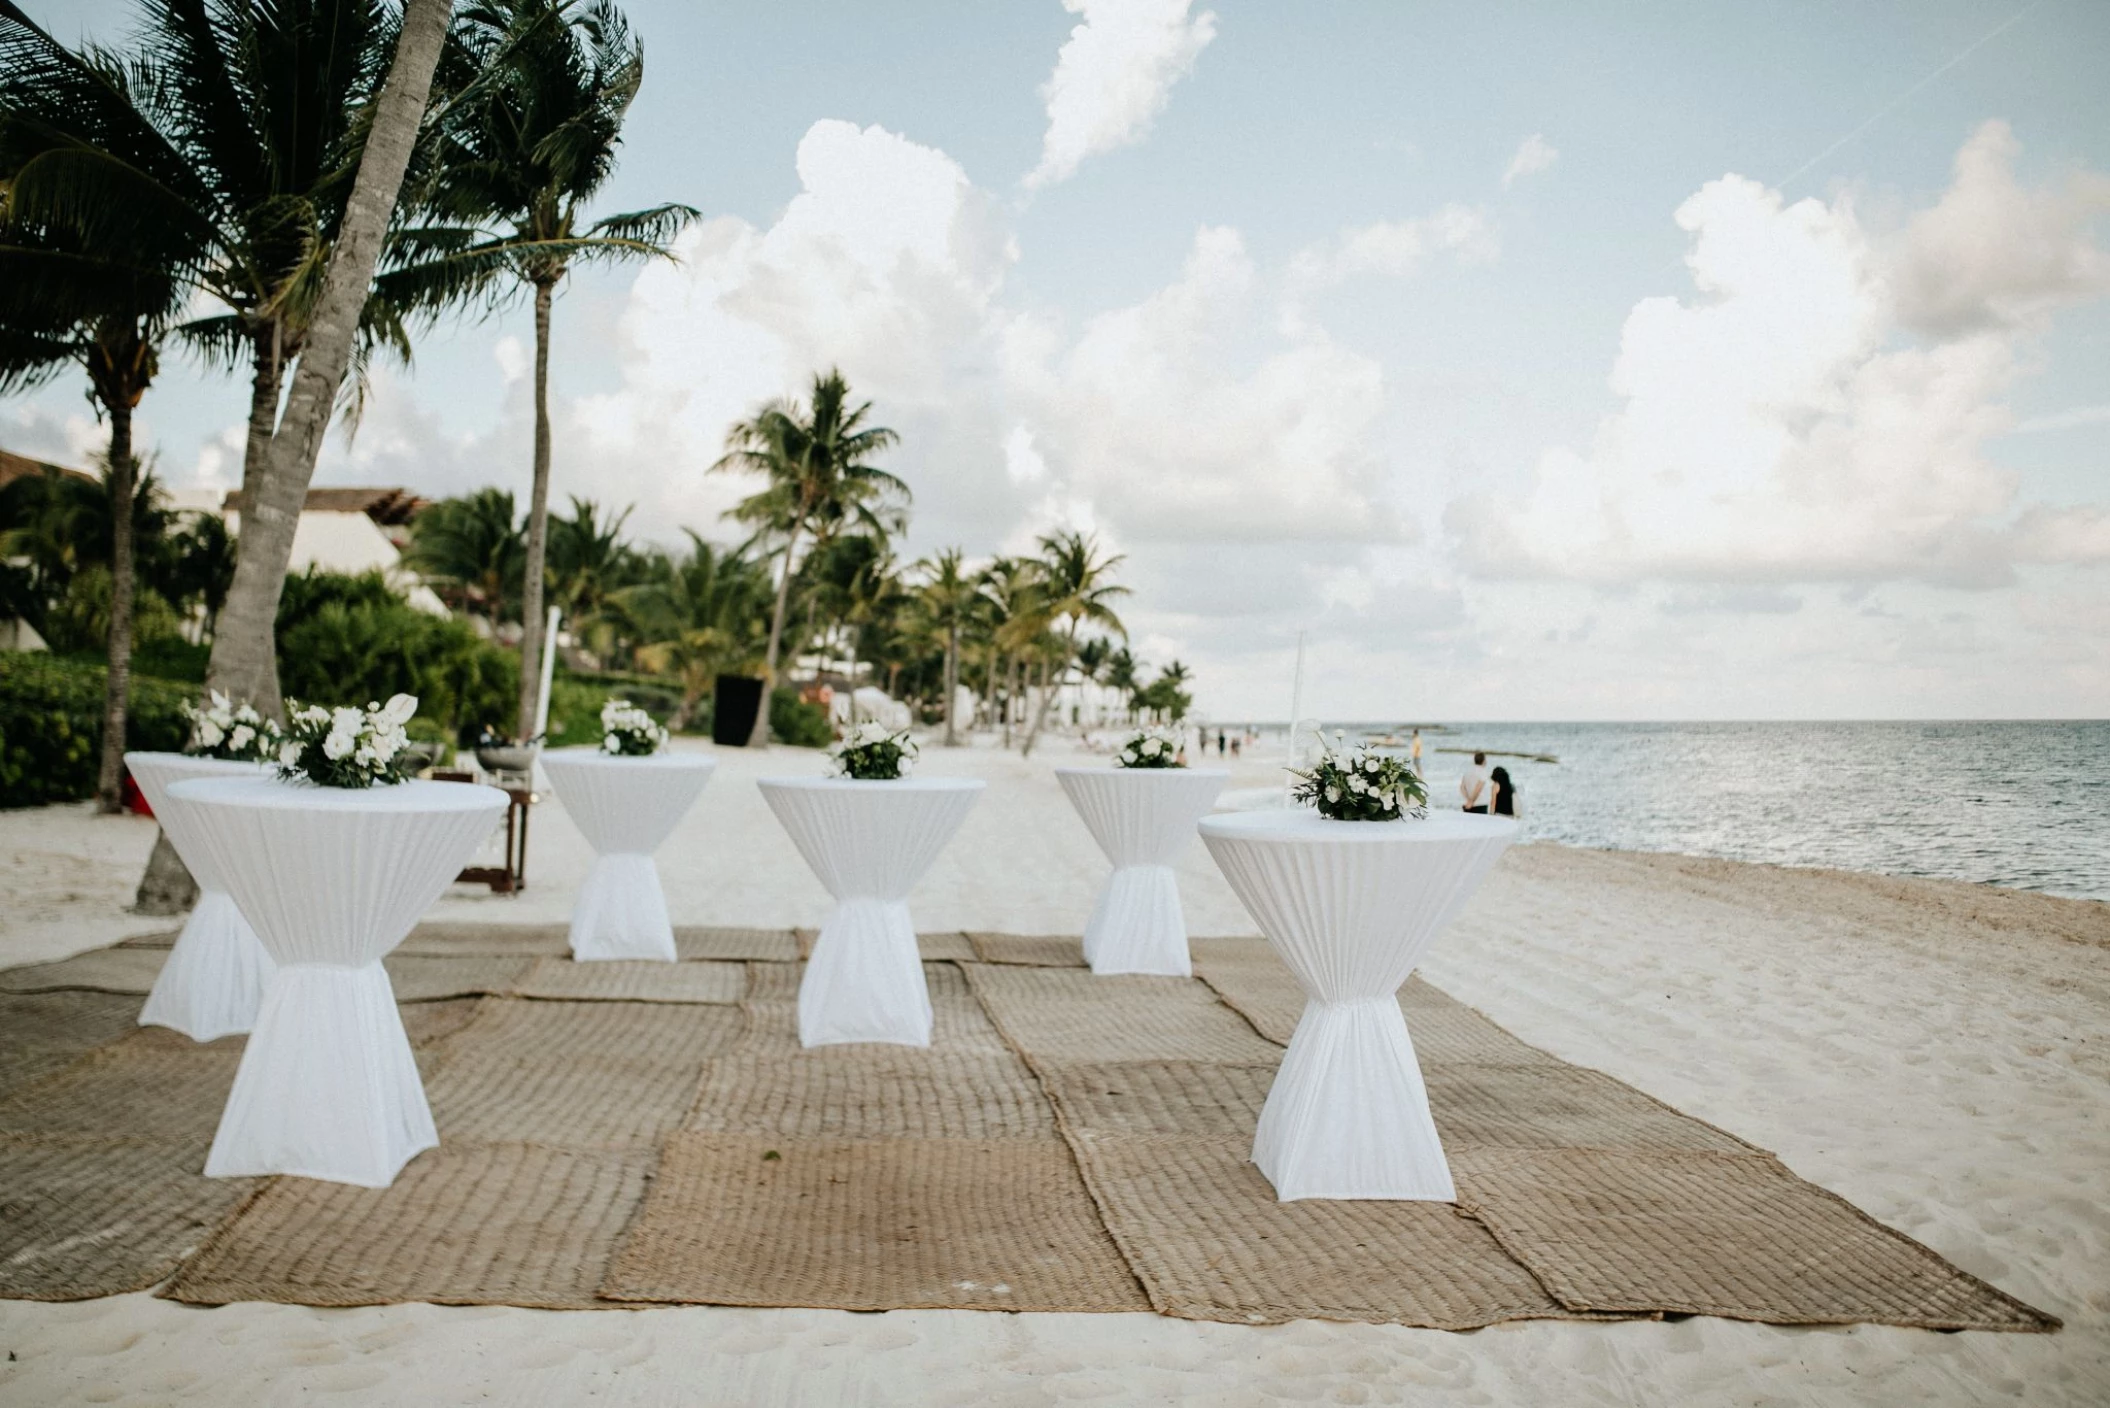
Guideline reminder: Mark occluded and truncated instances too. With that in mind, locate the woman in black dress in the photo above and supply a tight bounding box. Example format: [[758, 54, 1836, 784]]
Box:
[[1489, 765, 1516, 817]]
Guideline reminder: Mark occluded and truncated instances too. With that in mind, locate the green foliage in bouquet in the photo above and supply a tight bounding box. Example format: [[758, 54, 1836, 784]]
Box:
[[277, 696, 420, 789], [830, 721, 917, 780], [1114, 726, 1184, 769], [1291, 738, 1428, 821]]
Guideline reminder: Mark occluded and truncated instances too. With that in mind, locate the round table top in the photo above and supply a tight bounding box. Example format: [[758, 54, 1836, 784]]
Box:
[[541, 746, 717, 771], [757, 775, 987, 793], [124, 751, 271, 774], [168, 774, 511, 815], [1199, 807, 1519, 845], [1053, 765, 1231, 780]]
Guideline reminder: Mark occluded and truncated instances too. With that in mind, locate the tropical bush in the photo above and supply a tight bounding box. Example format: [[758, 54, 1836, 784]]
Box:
[[275, 571, 516, 743], [0, 654, 190, 808], [770, 686, 834, 749]]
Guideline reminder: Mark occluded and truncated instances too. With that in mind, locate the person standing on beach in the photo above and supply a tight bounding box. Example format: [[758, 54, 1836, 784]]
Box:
[[1489, 764, 1516, 816], [1409, 729, 1423, 776], [1460, 752, 1490, 813]]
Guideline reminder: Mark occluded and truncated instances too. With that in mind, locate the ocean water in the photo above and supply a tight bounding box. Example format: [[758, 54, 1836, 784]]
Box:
[[1303, 721, 2110, 902]]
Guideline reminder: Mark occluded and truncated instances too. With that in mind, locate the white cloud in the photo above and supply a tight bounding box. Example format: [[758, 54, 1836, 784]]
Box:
[[1285, 204, 1498, 292], [1502, 133, 1559, 187], [1024, 0, 1216, 190], [1451, 123, 2110, 590], [2015, 404, 2110, 433]]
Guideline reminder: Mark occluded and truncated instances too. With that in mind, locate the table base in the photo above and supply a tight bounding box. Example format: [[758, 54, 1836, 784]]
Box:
[[800, 898, 931, 1048], [137, 890, 276, 1042], [1084, 863, 1192, 977], [205, 963, 437, 1187], [570, 852, 676, 962], [1252, 996, 1455, 1202]]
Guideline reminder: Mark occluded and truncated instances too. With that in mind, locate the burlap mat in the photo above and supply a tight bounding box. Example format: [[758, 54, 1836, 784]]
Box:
[[116, 929, 180, 949], [515, 957, 746, 1004], [689, 1049, 1055, 1140], [383, 954, 534, 1002], [395, 922, 571, 956], [0, 947, 168, 995], [1037, 1060, 1273, 1138], [962, 963, 1283, 1066], [164, 1142, 655, 1310], [1452, 1145, 2059, 1331], [423, 998, 742, 1148], [1429, 1064, 1758, 1155], [0, 991, 144, 1097], [601, 1133, 1150, 1313], [967, 932, 1085, 967], [0, 1028, 243, 1142], [676, 927, 800, 962], [0, 1135, 260, 1300], [1066, 1132, 1586, 1327]]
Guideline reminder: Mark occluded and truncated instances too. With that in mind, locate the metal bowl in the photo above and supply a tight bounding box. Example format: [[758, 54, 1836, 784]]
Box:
[[475, 744, 539, 774]]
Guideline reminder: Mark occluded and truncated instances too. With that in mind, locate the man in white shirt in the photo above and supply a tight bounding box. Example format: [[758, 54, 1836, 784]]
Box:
[[1459, 752, 1490, 813]]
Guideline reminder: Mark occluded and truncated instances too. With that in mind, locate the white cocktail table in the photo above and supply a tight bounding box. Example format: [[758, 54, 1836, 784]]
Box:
[[540, 748, 716, 961], [1056, 767, 1227, 976], [758, 776, 984, 1047], [124, 752, 276, 1040], [168, 775, 508, 1186], [1198, 808, 1518, 1201]]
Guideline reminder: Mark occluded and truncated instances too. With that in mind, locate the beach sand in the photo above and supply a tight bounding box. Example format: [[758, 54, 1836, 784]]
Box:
[[2, 736, 2105, 1405]]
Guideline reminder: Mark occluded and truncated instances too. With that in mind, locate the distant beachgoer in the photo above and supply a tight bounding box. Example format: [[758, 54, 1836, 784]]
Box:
[[1409, 729, 1423, 776], [1460, 752, 1490, 813], [1230, 736, 1241, 757], [1217, 729, 1226, 755], [1490, 765, 1515, 816]]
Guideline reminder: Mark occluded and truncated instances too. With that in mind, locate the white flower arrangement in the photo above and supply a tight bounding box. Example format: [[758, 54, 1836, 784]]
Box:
[[276, 694, 419, 789], [1291, 735, 1428, 821], [829, 720, 917, 780], [1114, 726, 1185, 770], [182, 691, 283, 763], [599, 698, 669, 757]]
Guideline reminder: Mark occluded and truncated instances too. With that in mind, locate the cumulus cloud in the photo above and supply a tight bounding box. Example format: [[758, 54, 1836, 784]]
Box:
[[1024, 0, 1216, 190], [1502, 133, 1559, 187], [1451, 122, 2110, 589], [1285, 204, 1498, 291]]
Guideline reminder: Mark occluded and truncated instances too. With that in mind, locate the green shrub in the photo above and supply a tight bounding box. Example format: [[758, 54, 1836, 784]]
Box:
[[275, 571, 516, 743], [0, 654, 192, 808], [770, 687, 834, 749]]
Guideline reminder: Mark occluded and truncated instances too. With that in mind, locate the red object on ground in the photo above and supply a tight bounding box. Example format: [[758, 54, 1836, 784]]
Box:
[[122, 770, 154, 818]]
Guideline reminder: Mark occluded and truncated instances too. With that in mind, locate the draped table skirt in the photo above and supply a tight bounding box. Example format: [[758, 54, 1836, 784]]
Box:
[[758, 777, 984, 1048], [1198, 808, 1518, 1201], [124, 752, 277, 1041], [168, 776, 509, 1187], [1056, 767, 1227, 977], [539, 749, 717, 962]]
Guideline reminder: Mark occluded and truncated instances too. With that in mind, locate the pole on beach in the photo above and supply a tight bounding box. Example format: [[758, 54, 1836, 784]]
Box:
[[534, 605, 561, 742], [1283, 629, 1306, 808]]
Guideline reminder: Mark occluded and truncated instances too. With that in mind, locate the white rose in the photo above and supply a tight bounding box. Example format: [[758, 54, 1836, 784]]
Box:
[[279, 740, 302, 767], [197, 719, 225, 747], [323, 731, 354, 760], [1324, 786, 1340, 804], [229, 725, 254, 752]]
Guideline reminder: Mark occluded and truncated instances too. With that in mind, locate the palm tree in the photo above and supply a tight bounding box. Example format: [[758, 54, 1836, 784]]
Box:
[[0, 37, 195, 810], [618, 532, 770, 730], [915, 548, 977, 746], [398, 0, 695, 739], [712, 369, 907, 744], [976, 555, 1042, 747], [1019, 530, 1129, 757], [1103, 646, 1140, 724], [403, 489, 524, 626], [206, 0, 457, 713], [546, 496, 637, 664]]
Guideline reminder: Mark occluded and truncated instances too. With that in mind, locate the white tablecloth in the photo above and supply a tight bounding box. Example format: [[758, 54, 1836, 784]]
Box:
[[540, 749, 716, 961], [124, 752, 276, 1040], [168, 776, 508, 1186], [1199, 808, 1517, 1201], [1056, 767, 1227, 976], [758, 777, 984, 1047]]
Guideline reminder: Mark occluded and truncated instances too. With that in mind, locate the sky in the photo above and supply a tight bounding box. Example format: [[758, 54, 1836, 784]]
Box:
[[8, 0, 2109, 722]]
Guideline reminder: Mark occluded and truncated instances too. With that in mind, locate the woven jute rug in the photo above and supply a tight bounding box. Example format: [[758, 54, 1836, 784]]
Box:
[[0, 924, 2061, 1332]]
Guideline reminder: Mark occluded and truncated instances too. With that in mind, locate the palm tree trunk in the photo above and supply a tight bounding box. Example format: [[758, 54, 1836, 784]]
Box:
[[205, 0, 452, 720], [1020, 622, 1077, 759], [515, 276, 556, 740], [95, 399, 136, 813], [942, 622, 959, 747], [752, 524, 801, 745]]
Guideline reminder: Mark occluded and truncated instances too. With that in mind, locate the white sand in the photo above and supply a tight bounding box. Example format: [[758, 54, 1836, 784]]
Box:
[[3, 736, 2106, 1405]]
